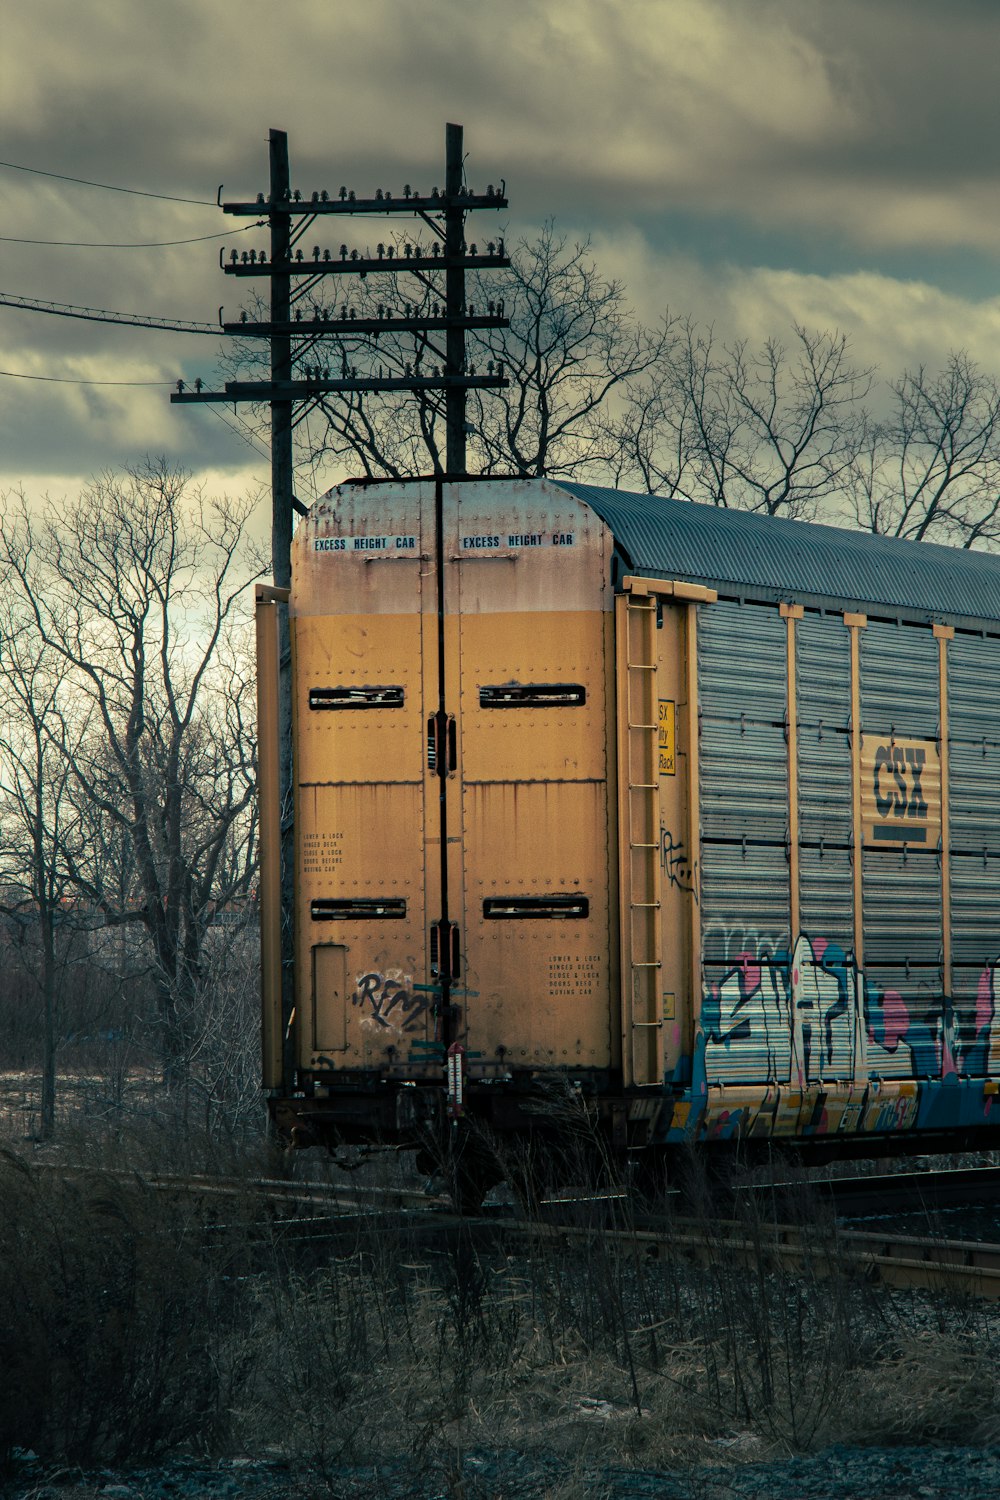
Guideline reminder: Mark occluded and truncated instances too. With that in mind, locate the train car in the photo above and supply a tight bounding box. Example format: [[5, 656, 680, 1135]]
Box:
[[258, 476, 1000, 1187]]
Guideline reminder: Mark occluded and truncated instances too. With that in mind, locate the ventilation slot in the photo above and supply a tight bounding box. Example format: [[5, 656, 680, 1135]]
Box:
[[483, 895, 589, 919], [479, 683, 586, 708], [311, 898, 406, 920], [309, 686, 404, 710]]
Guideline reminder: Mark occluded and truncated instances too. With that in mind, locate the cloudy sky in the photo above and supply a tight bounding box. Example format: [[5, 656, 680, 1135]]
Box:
[[3, 0, 1000, 507]]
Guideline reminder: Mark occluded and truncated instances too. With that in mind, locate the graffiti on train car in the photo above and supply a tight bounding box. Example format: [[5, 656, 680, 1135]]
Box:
[[659, 827, 696, 895], [700, 933, 999, 1087], [352, 971, 430, 1033]]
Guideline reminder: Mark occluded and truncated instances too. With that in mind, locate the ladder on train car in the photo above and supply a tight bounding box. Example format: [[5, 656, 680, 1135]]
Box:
[[616, 592, 665, 1088]]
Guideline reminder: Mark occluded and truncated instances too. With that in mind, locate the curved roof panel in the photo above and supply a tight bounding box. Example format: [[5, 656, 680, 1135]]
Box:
[[559, 481, 1000, 628]]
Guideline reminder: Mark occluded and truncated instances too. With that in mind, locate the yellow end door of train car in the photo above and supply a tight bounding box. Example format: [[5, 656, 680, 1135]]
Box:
[[291, 478, 619, 1088], [292, 484, 439, 1073], [444, 480, 617, 1074]]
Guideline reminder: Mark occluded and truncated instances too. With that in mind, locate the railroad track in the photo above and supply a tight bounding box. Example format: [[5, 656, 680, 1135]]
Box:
[[20, 1157, 1000, 1298], [735, 1162, 1000, 1217]]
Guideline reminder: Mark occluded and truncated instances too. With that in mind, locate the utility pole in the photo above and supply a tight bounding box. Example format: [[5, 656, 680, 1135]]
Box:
[[173, 125, 509, 1099]]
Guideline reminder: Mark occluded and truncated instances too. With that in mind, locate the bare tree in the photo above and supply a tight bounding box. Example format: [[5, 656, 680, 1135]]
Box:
[[0, 607, 86, 1136], [225, 224, 672, 484], [0, 460, 264, 1080], [465, 226, 674, 478], [615, 320, 872, 519], [850, 351, 1000, 546]]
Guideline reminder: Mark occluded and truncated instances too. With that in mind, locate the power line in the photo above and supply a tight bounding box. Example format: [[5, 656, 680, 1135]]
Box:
[[208, 405, 271, 461], [0, 291, 218, 335], [0, 158, 217, 206], [0, 223, 263, 249], [0, 368, 176, 386]]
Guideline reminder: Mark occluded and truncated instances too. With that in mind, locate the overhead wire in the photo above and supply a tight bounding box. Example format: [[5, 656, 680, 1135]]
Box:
[[207, 405, 271, 462], [0, 224, 263, 249], [0, 291, 218, 334], [0, 368, 175, 386], [0, 158, 218, 206]]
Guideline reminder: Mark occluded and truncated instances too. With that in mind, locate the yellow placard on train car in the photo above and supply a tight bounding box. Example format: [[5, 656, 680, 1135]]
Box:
[[658, 699, 676, 776], [860, 735, 941, 849]]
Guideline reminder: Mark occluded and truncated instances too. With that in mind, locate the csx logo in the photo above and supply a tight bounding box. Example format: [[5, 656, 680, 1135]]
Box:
[[861, 735, 940, 848], [872, 743, 928, 819]]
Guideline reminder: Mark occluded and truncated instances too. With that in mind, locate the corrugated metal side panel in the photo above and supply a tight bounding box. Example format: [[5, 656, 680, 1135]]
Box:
[[698, 600, 787, 722], [698, 597, 790, 967], [948, 635, 1000, 744], [799, 730, 853, 845], [701, 719, 788, 840], [799, 845, 853, 946], [695, 597, 792, 1084], [701, 842, 790, 962], [796, 615, 853, 919], [948, 741, 1000, 850], [796, 613, 851, 728], [862, 850, 942, 965], [860, 622, 939, 738], [951, 853, 1000, 968]]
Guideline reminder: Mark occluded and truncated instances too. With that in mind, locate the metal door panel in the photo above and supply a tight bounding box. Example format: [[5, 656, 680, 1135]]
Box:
[[462, 782, 611, 1064], [294, 613, 425, 786], [448, 481, 616, 1071], [457, 611, 606, 782], [297, 782, 429, 1066], [292, 487, 432, 1073]]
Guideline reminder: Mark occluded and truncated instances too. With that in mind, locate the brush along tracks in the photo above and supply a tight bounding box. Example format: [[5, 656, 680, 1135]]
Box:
[[517, 1213, 1000, 1302]]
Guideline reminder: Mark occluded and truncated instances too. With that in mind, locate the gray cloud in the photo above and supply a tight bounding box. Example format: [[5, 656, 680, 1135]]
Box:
[[2, 0, 999, 487]]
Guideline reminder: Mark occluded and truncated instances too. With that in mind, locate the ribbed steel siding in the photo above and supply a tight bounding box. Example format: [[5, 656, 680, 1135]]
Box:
[[795, 613, 855, 982], [699, 600, 790, 1082], [799, 845, 853, 942], [951, 854, 1000, 968], [859, 622, 943, 993], [947, 636, 1000, 744], [796, 614, 853, 871], [860, 621, 940, 738], [862, 850, 942, 965], [948, 634, 1000, 1042]]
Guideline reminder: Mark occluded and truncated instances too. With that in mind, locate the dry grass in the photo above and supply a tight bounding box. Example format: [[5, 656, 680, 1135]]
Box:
[[2, 1120, 1000, 1490]]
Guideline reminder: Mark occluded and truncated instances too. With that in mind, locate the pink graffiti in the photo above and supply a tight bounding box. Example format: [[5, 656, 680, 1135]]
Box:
[[733, 952, 761, 994], [870, 989, 909, 1052]]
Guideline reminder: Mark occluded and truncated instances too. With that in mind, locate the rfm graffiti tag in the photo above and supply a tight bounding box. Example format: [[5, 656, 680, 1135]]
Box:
[[352, 971, 429, 1033]]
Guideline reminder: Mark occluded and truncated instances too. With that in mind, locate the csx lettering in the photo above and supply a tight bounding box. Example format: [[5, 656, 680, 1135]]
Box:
[[873, 744, 927, 820]]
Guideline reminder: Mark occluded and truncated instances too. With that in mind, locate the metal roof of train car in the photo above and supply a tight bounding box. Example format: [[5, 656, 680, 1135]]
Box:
[[560, 481, 1000, 630]]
